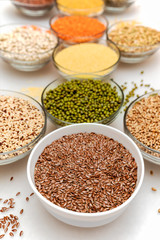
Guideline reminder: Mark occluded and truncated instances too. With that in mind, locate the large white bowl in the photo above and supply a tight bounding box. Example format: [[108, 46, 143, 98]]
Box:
[[27, 123, 144, 228]]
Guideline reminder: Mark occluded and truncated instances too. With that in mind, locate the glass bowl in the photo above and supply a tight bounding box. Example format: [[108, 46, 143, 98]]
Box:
[[50, 14, 108, 44], [124, 90, 160, 165], [0, 24, 58, 72], [0, 90, 46, 165], [41, 75, 124, 128], [55, 0, 105, 16], [104, 0, 136, 13], [107, 21, 160, 63], [11, 0, 55, 17], [52, 40, 120, 77]]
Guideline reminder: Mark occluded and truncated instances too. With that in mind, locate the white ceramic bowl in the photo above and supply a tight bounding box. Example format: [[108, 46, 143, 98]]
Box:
[[27, 123, 144, 227]]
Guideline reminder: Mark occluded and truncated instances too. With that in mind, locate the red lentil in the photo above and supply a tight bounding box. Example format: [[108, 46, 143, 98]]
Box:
[[51, 15, 106, 43]]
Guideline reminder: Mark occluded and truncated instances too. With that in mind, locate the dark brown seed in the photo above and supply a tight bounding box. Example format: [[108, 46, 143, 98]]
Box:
[[20, 209, 24, 214], [26, 197, 29, 202], [20, 231, 24, 237], [16, 192, 21, 196], [30, 193, 34, 196], [10, 177, 14, 181], [158, 209, 160, 213], [0, 235, 5, 239], [9, 232, 14, 237], [150, 170, 153, 175]]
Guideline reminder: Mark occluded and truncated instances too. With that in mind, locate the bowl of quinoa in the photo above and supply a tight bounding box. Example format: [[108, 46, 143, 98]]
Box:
[[107, 20, 160, 63], [0, 24, 58, 71], [27, 123, 144, 227], [124, 90, 160, 165], [0, 90, 46, 165]]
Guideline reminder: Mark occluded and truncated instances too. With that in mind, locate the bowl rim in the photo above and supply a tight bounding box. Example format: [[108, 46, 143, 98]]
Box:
[[124, 90, 160, 155], [41, 74, 124, 125], [52, 39, 121, 74], [55, 0, 105, 13], [49, 14, 108, 42], [27, 123, 144, 217], [11, 0, 55, 7], [0, 89, 47, 157], [107, 20, 160, 50], [0, 23, 58, 58]]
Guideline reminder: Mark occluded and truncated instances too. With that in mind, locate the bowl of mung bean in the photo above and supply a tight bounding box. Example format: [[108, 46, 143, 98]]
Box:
[[0, 90, 46, 165], [27, 123, 144, 227], [107, 20, 160, 63], [124, 90, 160, 165], [52, 40, 120, 77], [104, 0, 136, 13], [55, 0, 105, 16], [41, 75, 124, 127], [0, 24, 58, 71], [11, 0, 55, 16], [50, 14, 108, 44]]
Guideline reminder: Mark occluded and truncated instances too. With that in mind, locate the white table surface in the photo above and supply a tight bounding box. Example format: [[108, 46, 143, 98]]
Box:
[[0, 0, 160, 239]]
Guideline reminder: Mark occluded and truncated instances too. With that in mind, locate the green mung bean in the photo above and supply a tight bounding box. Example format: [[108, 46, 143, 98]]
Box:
[[43, 79, 121, 123]]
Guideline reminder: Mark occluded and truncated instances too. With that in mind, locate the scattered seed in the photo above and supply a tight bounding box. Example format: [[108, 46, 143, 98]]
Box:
[[158, 209, 160, 213], [9, 232, 14, 237], [151, 187, 157, 191], [19, 231, 24, 237], [150, 170, 153, 175], [20, 209, 24, 215], [30, 193, 34, 196], [16, 192, 20, 196], [10, 177, 14, 181], [0, 235, 5, 239], [26, 197, 29, 202]]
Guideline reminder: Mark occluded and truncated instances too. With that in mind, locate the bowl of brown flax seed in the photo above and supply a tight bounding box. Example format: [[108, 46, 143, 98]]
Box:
[[124, 90, 160, 165], [27, 123, 144, 227]]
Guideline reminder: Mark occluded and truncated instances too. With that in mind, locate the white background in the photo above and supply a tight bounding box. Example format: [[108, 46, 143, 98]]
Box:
[[0, 0, 160, 239]]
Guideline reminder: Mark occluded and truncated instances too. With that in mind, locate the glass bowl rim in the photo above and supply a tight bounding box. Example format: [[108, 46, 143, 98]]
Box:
[[124, 90, 160, 155], [52, 39, 121, 74], [107, 20, 160, 50], [41, 74, 124, 125], [11, 0, 55, 7], [0, 89, 47, 156], [0, 23, 58, 58], [49, 14, 109, 41]]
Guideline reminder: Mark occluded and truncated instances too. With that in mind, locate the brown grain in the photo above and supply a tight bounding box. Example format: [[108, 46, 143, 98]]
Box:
[[16, 192, 20, 196], [26, 197, 29, 202], [34, 132, 137, 213], [19, 231, 24, 237], [20, 209, 24, 214]]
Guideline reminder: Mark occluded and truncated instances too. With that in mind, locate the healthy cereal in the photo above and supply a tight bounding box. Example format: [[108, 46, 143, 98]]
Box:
[[0, 95, 44, 160], [34, 132, 137, 213]]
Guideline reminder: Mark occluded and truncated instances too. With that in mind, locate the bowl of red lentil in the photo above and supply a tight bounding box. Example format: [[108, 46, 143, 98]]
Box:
[[11, 0, 55, 16], [50, 14, 108, 44], [0, 24, 58, 72], [27, 123, 144, 227], [107, 20, 160, 63], [0, 90, 46, 165], [124, 90, 160, 165], [41, 75, 124, 127], [52, 40, 120, 77], [104, 0, 136, 13], [55, 0, 105, 17]]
